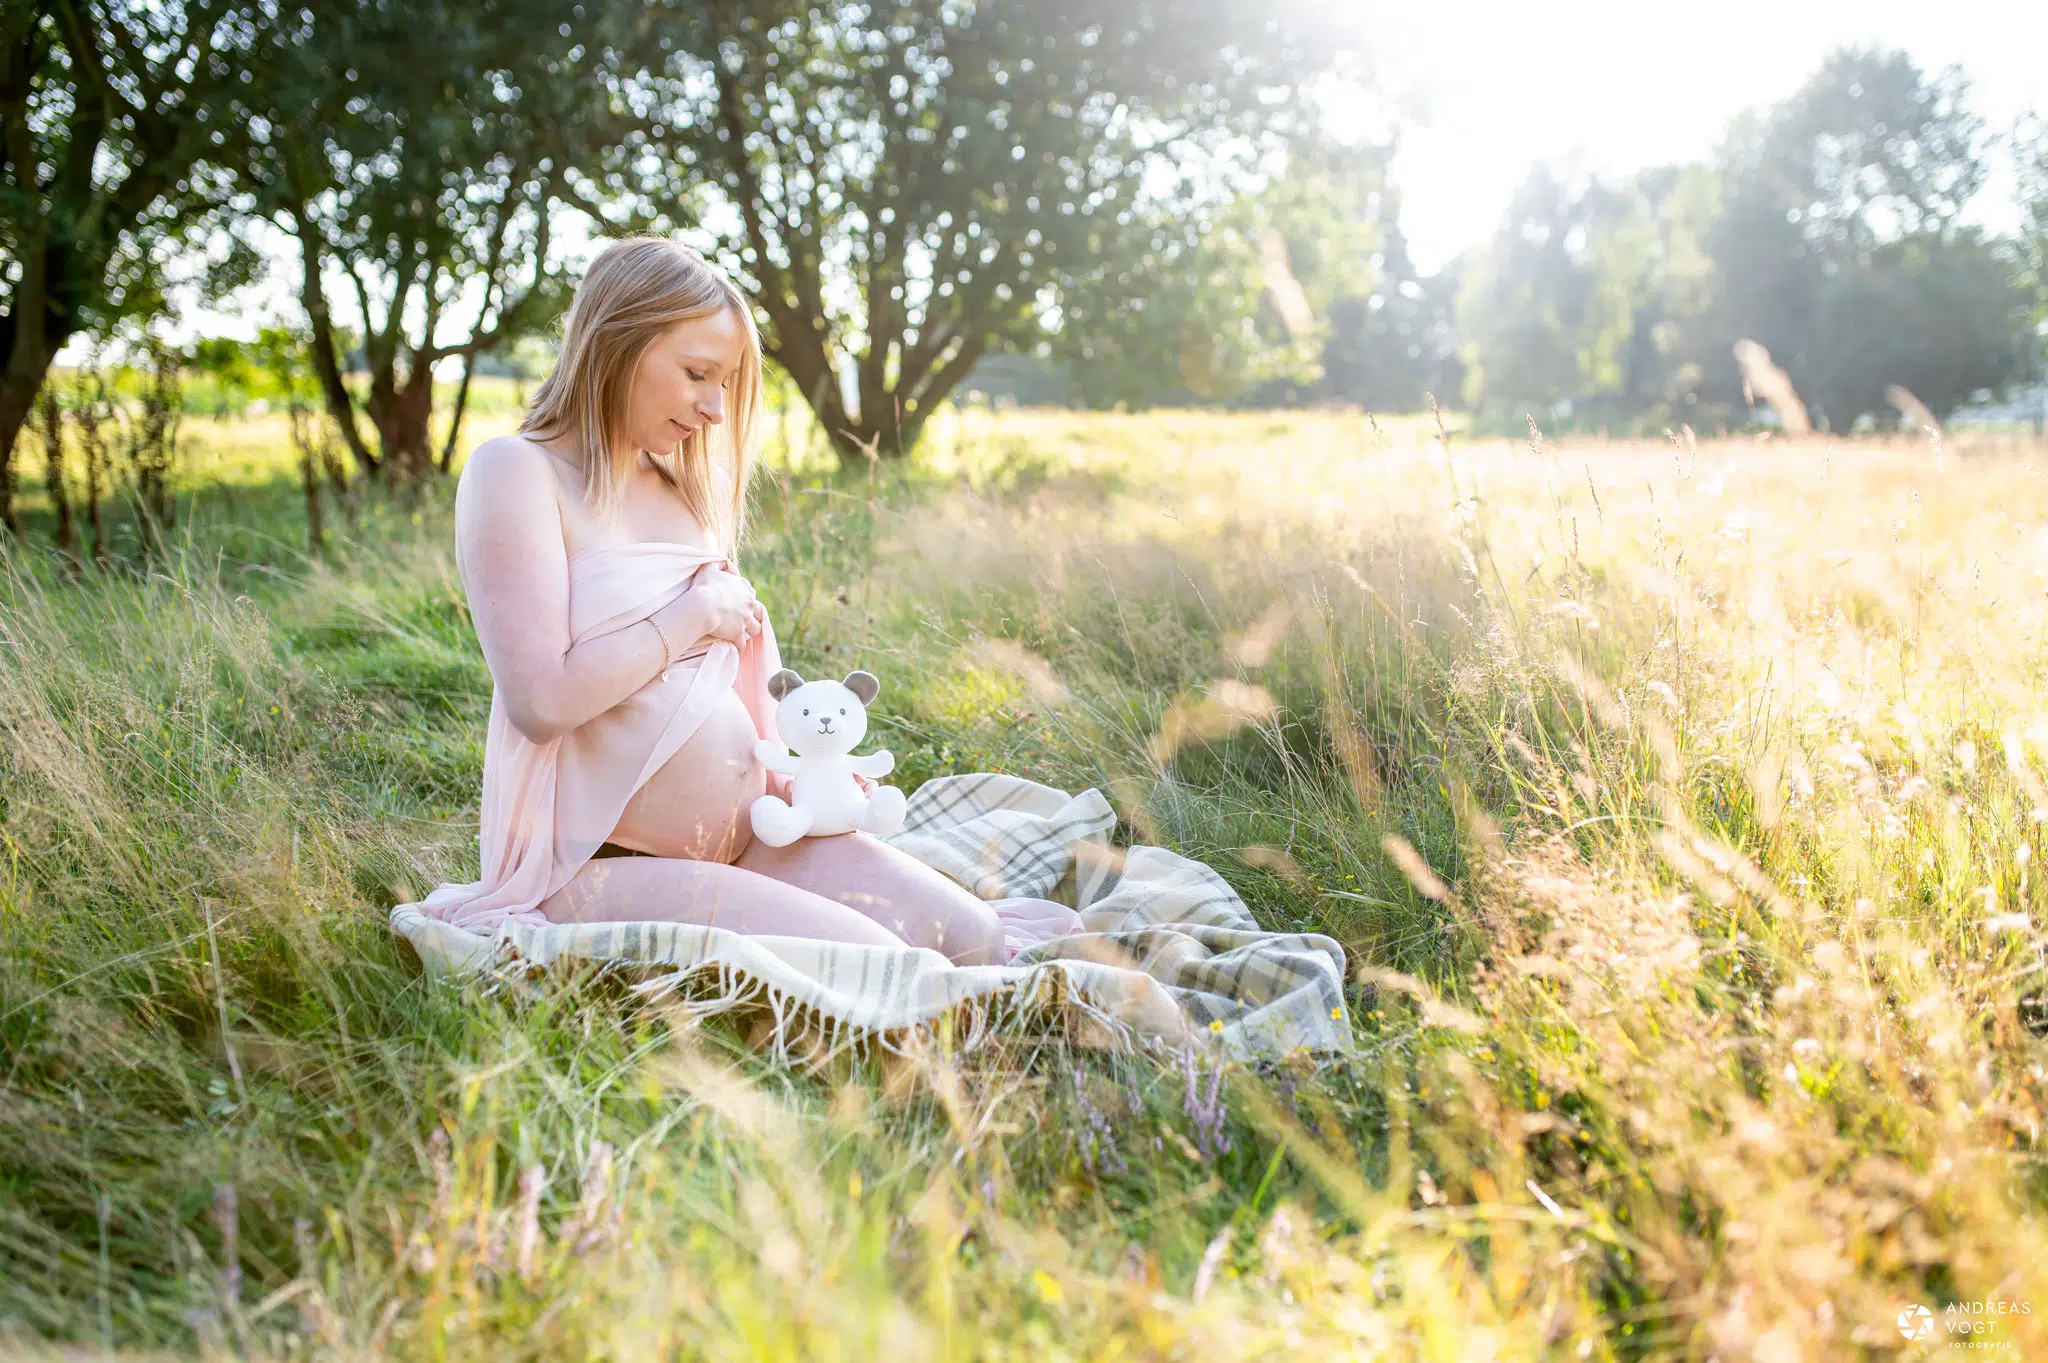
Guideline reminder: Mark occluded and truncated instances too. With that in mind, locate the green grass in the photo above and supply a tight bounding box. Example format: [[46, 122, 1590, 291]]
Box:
[[3, 404, 2048, 1357]]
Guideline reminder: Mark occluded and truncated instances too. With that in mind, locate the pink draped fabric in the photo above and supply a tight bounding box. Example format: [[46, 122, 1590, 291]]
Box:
[[402, 541, 784, 935]]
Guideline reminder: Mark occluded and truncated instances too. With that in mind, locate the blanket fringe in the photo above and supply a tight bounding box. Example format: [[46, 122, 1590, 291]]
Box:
[[555, 950, 1179, 1069]]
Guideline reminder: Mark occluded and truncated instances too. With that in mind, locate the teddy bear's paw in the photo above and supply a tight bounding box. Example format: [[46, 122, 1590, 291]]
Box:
[[754, 738, 788, 764], [860, 784, 908, 837], [749, 794, 811, 847]]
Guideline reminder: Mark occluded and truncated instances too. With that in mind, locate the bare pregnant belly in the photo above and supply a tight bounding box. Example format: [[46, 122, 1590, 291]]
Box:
[[605, 689, 766, 862]]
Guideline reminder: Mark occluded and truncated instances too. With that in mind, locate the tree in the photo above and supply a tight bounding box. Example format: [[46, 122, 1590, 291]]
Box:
[[1457, 161, 1719, 424], [1, 1, 268, 523], [2025, 115, 2048, 299], [2018, 111, 2048, 429], [1571, 164, 1720, 417], [240, 0, 641, 486], [1694, 45, 2020, 425], [1320, 211, 1465, 415], [1803, 229, 2030, 423], [1229, 136, 1386, 406], [1454, 164, 1610, 414], [1451, 46, 2032, 430], [1048, 193, 1286, 410], [1752, 46, 1984, 246], [1052, 136, 1384, 409], [609, 0, 1355, 458]]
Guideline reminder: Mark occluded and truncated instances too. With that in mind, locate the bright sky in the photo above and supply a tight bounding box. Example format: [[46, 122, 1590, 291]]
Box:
[[1356, 0, 2048, 273]]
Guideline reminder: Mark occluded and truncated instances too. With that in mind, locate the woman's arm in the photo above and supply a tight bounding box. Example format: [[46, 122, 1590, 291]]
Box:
[[454, 436, 705, 745]]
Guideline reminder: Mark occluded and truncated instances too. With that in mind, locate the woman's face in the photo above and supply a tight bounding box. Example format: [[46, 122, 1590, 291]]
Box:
[[623, 305, 748, 455]]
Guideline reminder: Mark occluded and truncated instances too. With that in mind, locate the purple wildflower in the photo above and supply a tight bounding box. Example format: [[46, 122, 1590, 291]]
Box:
[[1072, 1069, 1129, 1175], [1181, 1045, 1234, 1161]]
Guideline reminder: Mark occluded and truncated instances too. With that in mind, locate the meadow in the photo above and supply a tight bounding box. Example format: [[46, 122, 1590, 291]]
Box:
[[4, 395, 2048, 1359]]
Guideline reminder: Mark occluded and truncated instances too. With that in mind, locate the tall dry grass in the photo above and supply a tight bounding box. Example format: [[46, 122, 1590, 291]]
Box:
[[1, 406, 2045, 1357]]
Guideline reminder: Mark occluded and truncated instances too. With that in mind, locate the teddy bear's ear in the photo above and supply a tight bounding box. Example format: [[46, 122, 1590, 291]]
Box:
[[843, 670, 880, 705], [767, 668, 805, 701]]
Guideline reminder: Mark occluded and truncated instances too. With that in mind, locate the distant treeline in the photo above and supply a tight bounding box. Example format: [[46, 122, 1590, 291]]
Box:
[[997, 46, 2046, 433]]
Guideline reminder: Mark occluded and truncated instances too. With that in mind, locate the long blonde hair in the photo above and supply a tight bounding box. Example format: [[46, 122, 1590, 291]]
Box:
[[520, 236, 764, 554]]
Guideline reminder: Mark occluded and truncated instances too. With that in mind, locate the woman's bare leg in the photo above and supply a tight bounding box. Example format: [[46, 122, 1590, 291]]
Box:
[[539, 853, 907, 948], [735, 831, 1009, 965]]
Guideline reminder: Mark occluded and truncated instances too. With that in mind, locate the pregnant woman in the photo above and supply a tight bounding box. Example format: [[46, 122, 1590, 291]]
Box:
[[399, 236, 1080, 964]]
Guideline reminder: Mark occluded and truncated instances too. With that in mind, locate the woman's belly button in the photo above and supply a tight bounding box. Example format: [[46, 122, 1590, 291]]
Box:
[[609, 693, 766, 862]]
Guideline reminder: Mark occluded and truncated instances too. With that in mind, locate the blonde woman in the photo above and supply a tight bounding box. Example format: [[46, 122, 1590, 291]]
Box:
[[401, 236, 1079, 964]]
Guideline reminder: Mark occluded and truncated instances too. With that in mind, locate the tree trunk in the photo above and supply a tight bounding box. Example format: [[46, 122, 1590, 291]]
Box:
[[81, 397, 106, 565], [128, 351, 183, 557], [302, 442, 324, 553], [808, 381, 943, 463], [368, 362, 438, 492], [0, 269, 62, 529], [37, 385, 73, 559], [439, 349, 478, 473], [0, 376, 37, 536], [854, 400, 907, 463], [289, 216, 381, 481], [770, 345, 867, 464], [291, 401, 325, 554], [780, 328, 986, 464]]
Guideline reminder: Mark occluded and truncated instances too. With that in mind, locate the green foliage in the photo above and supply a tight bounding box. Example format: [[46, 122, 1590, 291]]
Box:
[[237, 0, 631, 479], [1458, 162, 1726, 430], [1457, 45, 2035, 431], [1690, 45, 2021, 427], [603, 0, 1357, 454], [2016, 110, 2048, 329], [1319, 210, 1466, 415], [178, 329, 332, 418], [1803, 228, 2033, 423], [0, 2, 275, 470], [1054, 136, 1391, 410], [1456, 165, 1613, 414]]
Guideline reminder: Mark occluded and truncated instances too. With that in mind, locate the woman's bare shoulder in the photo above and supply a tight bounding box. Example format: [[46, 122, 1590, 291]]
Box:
[[457, 434, 564, 514], [453, 434, 570, 570], [460, 431, 555, 483]]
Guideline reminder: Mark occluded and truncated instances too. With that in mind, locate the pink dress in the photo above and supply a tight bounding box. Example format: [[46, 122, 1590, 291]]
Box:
[[400, 541, 784, 936]]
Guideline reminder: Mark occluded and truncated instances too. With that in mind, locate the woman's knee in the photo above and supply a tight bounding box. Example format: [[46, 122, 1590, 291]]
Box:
[[731, 832, 1009, 963], [933, 895, 1006, 966], [815, 876, 1003, 964]]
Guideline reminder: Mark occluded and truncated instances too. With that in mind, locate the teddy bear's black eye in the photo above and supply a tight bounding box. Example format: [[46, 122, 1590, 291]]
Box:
[[802, 708, 809, 715], [839, 708, 846, 715]]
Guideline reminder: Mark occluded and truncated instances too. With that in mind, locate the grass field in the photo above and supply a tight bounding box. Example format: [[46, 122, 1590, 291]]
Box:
[[5, 400, 2048, 1358]]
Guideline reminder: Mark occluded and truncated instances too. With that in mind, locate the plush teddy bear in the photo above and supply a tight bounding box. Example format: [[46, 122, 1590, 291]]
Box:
[[749, 668, 909, 847]]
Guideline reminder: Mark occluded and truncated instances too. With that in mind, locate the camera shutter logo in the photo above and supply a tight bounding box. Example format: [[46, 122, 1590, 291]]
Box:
[[1897, 1304, 1934, 1341]]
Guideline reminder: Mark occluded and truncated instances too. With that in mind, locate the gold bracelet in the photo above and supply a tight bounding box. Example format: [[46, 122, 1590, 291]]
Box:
[[647, 615, 673, 683]]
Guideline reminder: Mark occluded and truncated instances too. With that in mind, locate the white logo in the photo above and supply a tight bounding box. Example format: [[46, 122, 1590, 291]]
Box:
[[1898, 1304, 1934, 1341]]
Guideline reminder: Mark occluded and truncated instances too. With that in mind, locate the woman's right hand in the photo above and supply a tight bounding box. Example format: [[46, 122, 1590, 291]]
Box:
[[667, 561, 765, 648]]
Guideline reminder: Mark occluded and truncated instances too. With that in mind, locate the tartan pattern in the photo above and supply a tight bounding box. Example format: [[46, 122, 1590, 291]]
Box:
[[391, 772, 1354, 1061]]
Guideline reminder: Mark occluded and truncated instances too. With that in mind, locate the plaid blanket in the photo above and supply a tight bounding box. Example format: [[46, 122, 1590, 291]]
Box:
[[390, 772, 1354, 1064]]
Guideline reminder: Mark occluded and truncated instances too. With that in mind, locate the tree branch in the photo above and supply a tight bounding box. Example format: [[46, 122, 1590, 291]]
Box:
[[283, 198, 376, 473]]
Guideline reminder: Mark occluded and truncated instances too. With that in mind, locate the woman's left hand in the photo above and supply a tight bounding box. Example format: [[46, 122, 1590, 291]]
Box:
[[853, 772, 877, 795]]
